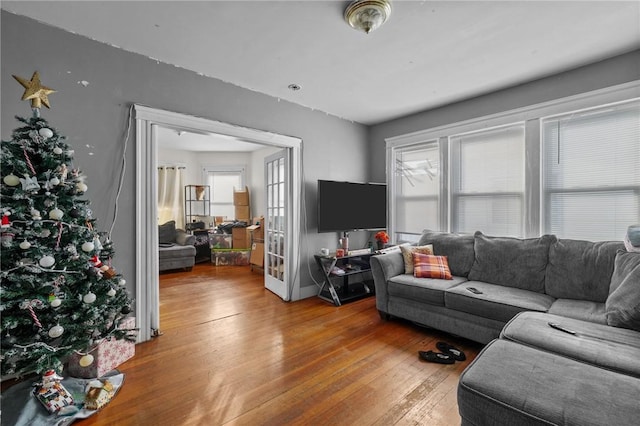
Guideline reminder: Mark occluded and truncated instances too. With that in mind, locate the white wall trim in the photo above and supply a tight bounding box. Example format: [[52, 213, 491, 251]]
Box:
[[385, 80, 640, 148], [135, 104, 302, 342]]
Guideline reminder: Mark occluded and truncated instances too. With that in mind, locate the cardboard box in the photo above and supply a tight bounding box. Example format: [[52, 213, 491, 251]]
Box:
[[250, 242, 264, 267], [67, 317, 136, 379], [209, 233, 232, 249], [232, 227, 251, 248], [234, 205, 250, 221], [246, 224, 263, 241], [212, 249, 250, 266], [233, 186, 250, 206]]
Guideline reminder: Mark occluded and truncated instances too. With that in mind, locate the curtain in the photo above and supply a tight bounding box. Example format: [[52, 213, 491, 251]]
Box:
[[158, 166, 185, 229]]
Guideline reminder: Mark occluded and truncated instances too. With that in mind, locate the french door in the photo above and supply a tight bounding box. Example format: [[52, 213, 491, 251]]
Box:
[[264, 150, 290, 300]]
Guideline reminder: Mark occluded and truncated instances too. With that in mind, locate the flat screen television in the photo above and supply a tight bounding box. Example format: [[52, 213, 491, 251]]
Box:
[[317, 180, 387, 233]]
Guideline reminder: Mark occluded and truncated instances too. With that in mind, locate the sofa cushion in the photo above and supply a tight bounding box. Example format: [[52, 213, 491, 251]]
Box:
[[413, 253, 452, 280], [468, 232, 555, 292], [458, 339, 640, 426], [547, 299, 607, 324], [417, 230, 475, 277], [388, 275, 467, 306], [445, 281, 555, 323], [159, 220, 177, 244], [501, 312, 640, 378], [545, 239, 624, 302], [400, 244, 433, 274], [605, 250, 640, 331]]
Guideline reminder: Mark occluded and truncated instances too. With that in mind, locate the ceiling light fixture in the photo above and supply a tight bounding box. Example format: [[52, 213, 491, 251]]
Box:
[[344, 0, 392, 34], [288, 83, 301, 91]]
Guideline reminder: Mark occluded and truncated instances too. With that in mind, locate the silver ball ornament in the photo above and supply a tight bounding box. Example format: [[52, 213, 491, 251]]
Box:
[[83, 292, 96, 304], [49, 208, 64, 220], [48, 325, 64, 338], [19, 241, 31, 250], [3, 174, 20, 186], [107, 288, 116, 297], [53, 147, 63, 155], [39, 128, 54, 139], [79, 354, 94, 367], [39, 255, 56, 268], [81, 241, 95, 252]]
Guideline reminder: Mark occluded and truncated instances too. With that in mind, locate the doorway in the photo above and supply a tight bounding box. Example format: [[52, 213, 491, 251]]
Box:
[[134, 105, 302, 342]]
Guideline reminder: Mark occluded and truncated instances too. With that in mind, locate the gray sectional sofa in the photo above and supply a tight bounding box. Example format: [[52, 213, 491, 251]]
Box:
[[370, 230, 640, 425], [158, 220, 196, 272]]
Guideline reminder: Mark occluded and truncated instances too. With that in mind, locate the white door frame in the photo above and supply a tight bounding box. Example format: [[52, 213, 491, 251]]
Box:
[[134, 104, 302, 342]]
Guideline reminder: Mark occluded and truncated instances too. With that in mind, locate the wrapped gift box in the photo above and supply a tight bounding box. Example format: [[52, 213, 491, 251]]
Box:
[[212, 249, 250, 266], [67, 317, 136, 379]]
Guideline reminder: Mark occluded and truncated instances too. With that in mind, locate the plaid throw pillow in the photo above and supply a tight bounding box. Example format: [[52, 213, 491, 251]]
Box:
[[413, 253, 453, 280], [400, 244, 434, 274]]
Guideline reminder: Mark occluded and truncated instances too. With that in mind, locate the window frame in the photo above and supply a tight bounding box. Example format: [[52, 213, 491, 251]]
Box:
[[385, 81, 640, 243], [201, 165, 246, 220]]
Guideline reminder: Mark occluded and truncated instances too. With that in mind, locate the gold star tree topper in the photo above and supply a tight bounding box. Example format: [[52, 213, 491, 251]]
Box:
[[13, 71, 56, 109]]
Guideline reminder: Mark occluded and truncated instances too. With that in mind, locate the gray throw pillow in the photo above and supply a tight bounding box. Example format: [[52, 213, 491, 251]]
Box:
[[606, 250, 640, 331], [418, 230, 475, 277], [158, 220, 177, 244], [468, 231, 556, 292]]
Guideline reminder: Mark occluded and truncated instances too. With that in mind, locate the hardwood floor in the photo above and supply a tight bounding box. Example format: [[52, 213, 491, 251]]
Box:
[[81, 264, 482, 425]]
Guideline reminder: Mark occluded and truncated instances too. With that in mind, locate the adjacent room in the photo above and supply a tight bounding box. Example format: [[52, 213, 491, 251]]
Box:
[[1, 1, 639, 425]]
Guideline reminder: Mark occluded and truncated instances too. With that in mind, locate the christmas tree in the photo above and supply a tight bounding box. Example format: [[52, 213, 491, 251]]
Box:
[[1, 71, 134, 377]]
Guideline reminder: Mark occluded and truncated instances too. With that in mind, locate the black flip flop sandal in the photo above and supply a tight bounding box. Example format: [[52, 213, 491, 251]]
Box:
[[418, 350, 455, 364], [436, 341, 466, 361]]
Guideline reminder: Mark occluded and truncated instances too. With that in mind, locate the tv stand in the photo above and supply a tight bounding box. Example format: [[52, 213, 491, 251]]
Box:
[[314, 252, 375, 306]]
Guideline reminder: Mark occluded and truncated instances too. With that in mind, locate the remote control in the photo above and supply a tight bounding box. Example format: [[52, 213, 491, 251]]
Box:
[[548, 322, 577, 335], [466, 287, 483, 294]]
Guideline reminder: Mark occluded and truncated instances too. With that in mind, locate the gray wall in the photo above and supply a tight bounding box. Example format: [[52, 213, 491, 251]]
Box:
[[1, 11, 370, 300], [369, 50, 640, 183]]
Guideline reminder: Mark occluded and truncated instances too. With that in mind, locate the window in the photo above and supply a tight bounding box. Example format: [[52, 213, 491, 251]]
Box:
[[202, 166, 245, 220], [450, 124, 525, 237], [393, 142, 441, 241], [542, 100, 640, 241], [387, 85, 639, 244]]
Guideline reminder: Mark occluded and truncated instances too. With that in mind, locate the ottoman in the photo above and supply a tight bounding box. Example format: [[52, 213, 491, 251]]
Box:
[[458, 339, 640, 426]]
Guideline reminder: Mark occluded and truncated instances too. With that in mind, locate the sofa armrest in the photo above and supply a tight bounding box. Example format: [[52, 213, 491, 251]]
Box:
[[175, 229, 196, 246], [370, 252, 405, 314]]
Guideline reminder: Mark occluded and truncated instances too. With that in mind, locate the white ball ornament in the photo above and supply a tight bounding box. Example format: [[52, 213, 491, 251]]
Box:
[[19, 241, 31, 250], [39, 255, 56, 268], [49, 177, 60, 186], [79, 354, 94, 367], [107, 288, 116, 297], [119, 279, 126, 286], [76, 182, 88, 193], [53, 146, 63, 155], [49, 208, 64, 220], [39, 128, 54, 139], [3, 174, 20, 186], [50, 298, 62, 308], [81, 241, 95, 253], [83, 292, 97, 304], [48, 325, 64, 338]]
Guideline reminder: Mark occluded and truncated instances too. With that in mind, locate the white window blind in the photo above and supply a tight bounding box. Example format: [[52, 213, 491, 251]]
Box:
[[203, 167, 245, 220], [542, 100, 640, 241], [451, 124, 525, 236], [393, 142, 441, 238]]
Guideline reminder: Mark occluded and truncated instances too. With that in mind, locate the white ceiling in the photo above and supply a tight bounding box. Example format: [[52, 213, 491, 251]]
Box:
[[155, 125, 264, 152], [3, 0, 639, 128]]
